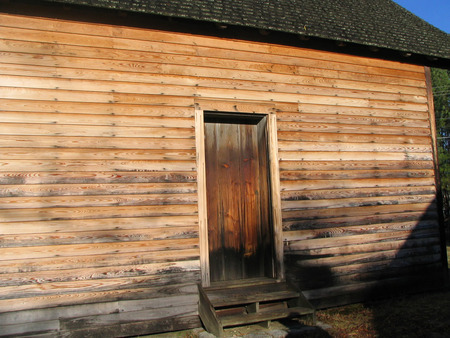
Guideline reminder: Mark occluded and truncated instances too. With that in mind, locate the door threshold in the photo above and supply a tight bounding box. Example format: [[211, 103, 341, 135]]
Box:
[[208, 277, 280, 290]]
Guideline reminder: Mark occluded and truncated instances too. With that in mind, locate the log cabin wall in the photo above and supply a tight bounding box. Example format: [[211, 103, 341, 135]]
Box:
[[0, 12, 444, 336]]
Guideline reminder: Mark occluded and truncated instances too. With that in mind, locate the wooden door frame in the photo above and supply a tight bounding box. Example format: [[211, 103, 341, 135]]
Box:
[[195, 108, 284, 286]]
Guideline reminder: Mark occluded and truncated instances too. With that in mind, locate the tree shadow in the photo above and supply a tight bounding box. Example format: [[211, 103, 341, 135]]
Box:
[[285, 199, 449, 337]]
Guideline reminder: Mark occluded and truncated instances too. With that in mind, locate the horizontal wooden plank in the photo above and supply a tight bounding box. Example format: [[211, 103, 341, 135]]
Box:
[[277, 121, 430, 135], [0, 26, 194, 54], [0, 74, 427, 104], [287, 228, 439, 251], [0, 260, 200, 287], [278, 141, 432, 153], [0, 238, 199, 261], [279, 151, 432, 161], [280, 169, 435, 181], [279, 160, 435, 171], [0, 84, 428, 110], [0, 225, 199, 247], [282, 203, 436, 222], [0, 282, 199, 313], [0, 99, 195, 116], [0, 204, 197, 222], [195, 98, 275, 113], [0, 122, 194, 138], [0, 111, 195, 128], [0, 216, 198, 235], [0, 27, 425, 81], [0, 273, 199, 324], [281, 177, 435, 191], [287, 235, 441, 258], [0, 135, 195, 150], [295, 259, 442, 292], [0, 52, 426, 103], [2, 21, 420, 78], [281, 194, 435, 211], [0, 13, 424, 73], [0, 87, 195, 106], [277, 131, 432, 144], [0, 248, 199, 274], [0, 160, 196, 172], [284, 219, 439, 241], [305, 254, 442, 280], [0, 148, 196, 160], [60, 314, 201, 338], [0, 171, 197, 185], [60, 305, 197, 334], [295, 103, 429, 119], [0, 45, 426, 93], [291, 244, 441, 268], [283, 210, 439, 231], [332, 261, 442, 287], [0, 62, 428, 97], [277, 112, 429, 127], [282, 186, 436, 201], [1, 182, 196, 197], [0, 319, 59, 337], [0, 193, 197, 209]]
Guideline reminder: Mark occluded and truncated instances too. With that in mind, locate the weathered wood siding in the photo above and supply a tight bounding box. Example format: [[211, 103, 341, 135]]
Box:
[[0, 12, 443, 336]]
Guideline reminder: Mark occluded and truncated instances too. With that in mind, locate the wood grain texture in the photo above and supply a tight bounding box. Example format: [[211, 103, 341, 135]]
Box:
[[0, 11, 443, 336]]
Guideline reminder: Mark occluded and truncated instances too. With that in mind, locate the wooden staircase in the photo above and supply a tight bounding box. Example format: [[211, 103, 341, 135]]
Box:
[[198, 278, 315, 337]]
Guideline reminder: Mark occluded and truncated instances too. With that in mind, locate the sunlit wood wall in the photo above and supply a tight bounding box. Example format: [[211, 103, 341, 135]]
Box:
[[0, 12, 443, 336]]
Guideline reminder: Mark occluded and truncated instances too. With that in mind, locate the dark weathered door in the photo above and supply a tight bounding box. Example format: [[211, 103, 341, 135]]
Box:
[[204, 113, 274, 282]]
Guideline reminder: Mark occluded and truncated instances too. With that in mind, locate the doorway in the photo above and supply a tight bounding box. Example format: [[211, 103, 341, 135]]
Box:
[[203, 112, 275, 282]]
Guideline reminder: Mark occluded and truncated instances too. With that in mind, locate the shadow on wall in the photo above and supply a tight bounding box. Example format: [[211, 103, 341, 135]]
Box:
[[285, 199, 448, 332]]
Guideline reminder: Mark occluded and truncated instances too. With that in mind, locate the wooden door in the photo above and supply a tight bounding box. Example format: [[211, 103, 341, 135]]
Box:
[[204, 113, 274, 282]]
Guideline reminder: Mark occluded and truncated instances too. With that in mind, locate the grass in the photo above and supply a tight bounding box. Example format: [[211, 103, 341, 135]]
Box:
[[316, 245, 450, 337], [317, 290, 450, 337]]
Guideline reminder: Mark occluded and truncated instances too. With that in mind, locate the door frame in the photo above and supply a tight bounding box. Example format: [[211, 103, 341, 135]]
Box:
[[195, 108, 284, 286]]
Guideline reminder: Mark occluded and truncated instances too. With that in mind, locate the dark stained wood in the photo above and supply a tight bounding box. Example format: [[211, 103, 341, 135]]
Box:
[[204, 114, 273, 282], [197, 284, 223, 337], [199, 280, 314, 333]]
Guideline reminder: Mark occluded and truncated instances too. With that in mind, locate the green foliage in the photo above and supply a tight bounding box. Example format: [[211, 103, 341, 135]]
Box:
[[431, 67, 450, 225]]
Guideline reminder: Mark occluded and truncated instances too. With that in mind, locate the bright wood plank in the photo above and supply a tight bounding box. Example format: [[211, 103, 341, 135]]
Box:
[[0, 13, 424, 72], [0, 249, 200, 274], [0, 160, 196, 172], [281, 177, 436, 191], [0, 204, 198, 222], [0, 62, 427, 96], [0, 148, 196, 160], [0, 193, 198, 209], [0, 216, 198, 235], [0, 238, 199, 261], [0, 260, 200, 287], [280, 169, 435, 180], [0, 122, 194, 138], [281, 194, 436, 211], [1, 182, 196, 197]]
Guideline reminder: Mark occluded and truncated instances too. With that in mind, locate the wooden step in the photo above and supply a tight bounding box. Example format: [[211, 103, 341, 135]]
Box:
[[198, 280, 315, 337], [204, 282, 299, 307]]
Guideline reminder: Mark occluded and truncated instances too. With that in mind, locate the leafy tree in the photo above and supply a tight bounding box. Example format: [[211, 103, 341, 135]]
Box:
[[431, 67, 450, 237]]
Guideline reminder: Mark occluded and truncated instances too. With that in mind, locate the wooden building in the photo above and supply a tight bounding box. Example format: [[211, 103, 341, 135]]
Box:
[[0, 0, 449, 336]]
